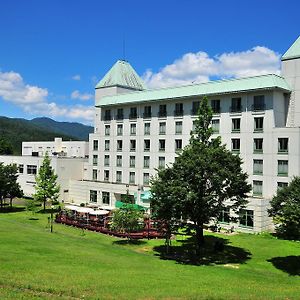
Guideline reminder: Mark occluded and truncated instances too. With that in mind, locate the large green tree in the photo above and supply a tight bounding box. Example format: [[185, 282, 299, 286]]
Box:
[[33, 153, 60, 211], [151, 97, 251, 249], [268, 177, 300, 240], [0, 138, 13, 155]]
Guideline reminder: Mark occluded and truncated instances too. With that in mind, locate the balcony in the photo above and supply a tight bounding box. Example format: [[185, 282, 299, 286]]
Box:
[[116, 114, 124, 121], [212, 107, 221, 114], [129, 113, 137, 119], [252, 104, 266, 112], [143, 112, 152, 119], [174, 110, 184, 117], [103, 115, 111, 121], [230, 105, 243, 113], [158, 111, 167, 118]]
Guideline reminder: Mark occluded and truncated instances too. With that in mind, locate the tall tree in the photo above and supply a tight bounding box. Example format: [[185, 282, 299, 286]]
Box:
[[0, 138, 13, 155], [33, 153, 60, 211], [268, 177, 300, 240], [151, 97, 251, 249]]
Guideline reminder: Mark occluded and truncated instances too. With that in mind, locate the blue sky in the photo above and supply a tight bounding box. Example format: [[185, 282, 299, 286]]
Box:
[[0, 0, 299, 125]]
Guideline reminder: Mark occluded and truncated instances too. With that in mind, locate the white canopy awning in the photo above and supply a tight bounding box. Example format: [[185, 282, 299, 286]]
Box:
[[65, 205, 80, 211], [89, 210, 109, 215], [65, 205, 94, 214]]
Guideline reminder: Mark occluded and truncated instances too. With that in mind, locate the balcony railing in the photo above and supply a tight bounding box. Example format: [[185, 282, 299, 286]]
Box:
[[230, 106, 243, 113], [158, 111, 167, 118], [103, 115, 111, 121], [252, 104, 266, 112], [129, 113, 137, 119], [212, 107, 221, 114], [143, 112, 152, 118], [174, 110, 184, 117], [116, 114, 124, 120]]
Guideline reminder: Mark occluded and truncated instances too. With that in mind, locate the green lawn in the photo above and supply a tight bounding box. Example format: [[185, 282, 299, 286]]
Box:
[[0, 209, 299, 299]]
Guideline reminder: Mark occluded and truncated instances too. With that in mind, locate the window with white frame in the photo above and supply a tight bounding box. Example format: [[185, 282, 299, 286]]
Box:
[[90, 190, 97, 203], [277, 182, 288, 189], [175, 121, 182, 134], [116, 155, 122, 167], [105, 125, 110, 136], [253, 180, 263, 196], [116, 171, 122, 183], [159, 122, 166, 135], [175, 139, 182, 150], [130, 124, 136, 135], [231, 138, 240, 153], [254, 117, 264, 132], [93, 155, 98, 166], [143, 173, 150, 185], [278, 160, 288, 176], [105, 140, 110, 151], [130, 140, 136, 151], [18, 164, 24, 174], [104, 170, 109, 181], [159, 139, 165, 151], [102, 192, 110, 205], [253, 138, 263, 153], [92, 169, 97, 180], [218, 208, 230, 224], [129, 172, 135, 184], [232, 118, 241, 132], [144, 123, 151, 135], [144, 140, 150, 152], [144, 156, 150, 168], [117, 124, 123, 136], [27, 165, 37, 175], [117, 140, 123, 151], [104, 155, 109, 166], [253, 159, 263, 175], [211, 119, 220, 133], [93, 140, 98, 151], [239, 209, 254, 227], [158, 157, 165, 168], [130, 156, 136, 167], [278, 138, 288, 153]]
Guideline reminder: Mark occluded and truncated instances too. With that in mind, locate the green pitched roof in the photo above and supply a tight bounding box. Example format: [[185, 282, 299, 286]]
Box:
[[96, 74, 291, 107], [95, 60, 146, 90], [282, 36, 300, 61]]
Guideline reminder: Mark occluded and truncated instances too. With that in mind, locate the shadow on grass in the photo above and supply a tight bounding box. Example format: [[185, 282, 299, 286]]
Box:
[[153, 235, 251, 266], [0, 206, 26, 213], [267, 256, 300, 276], [113, 239, 147, 246], [28, 217, 39, 221], [37, 207, 61, 214]]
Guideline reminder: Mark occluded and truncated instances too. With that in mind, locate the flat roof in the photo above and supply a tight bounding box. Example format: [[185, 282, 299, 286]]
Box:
[[96, 74, 291, 107]]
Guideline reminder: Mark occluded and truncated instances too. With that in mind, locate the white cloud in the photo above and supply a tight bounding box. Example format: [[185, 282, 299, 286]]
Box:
[[72, 74, 81, 81], [143, 46, 281, 88], [71, 90, 93, 101], [0, 70, 94, 124]]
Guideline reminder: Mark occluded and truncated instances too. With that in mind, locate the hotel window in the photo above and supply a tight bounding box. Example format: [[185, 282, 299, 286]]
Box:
[[211, 119, 220, 133], [27, 165, 37, 175], [129, 172, 135, 184], [93, 140, 98, 151], [175, 121, 183, 134], [159, 139, 166, 152], [239, 209, 254, 228], [104, 170, 109, 181], [277, 182, 288, 190], [92, 169, 97, 180], [116, 155, 122, 167], [116, 108, 123, 120], [218, 208, 230, 224], [104, 109, 111, 121], [18, 164, 24, 174], [130, 123, 137, 135], [253, 159, 263, 175], [144, 123, 151, 135], [117, 124, 123, 136], [158, 104, 167, 117], [144, 139, 150, 152], [104, 155, 110, 166], [90, 190, 97, 203], [253, 95, 265, 111], [130, 140, 136, 151], [211, 99, 221, 113], [144, 156, 150, 168], [174, 103, 184, 116], [278, 138, 288, 153], [253, 138, 263, 153], [102, 192, 110, 205], [278, 160, 288, 176], [158, 156, 165, 169], [253, 180, 263, 196], [143, 173, 150, 185], [143, 106, 152, 118], [159, 122, 166, 135], [117, 140, 123, 151], [192, 101, 200, 115], [105, 125, 110, 136], [105, 140, 110, 151], [129, 107, 137, 119], [93, 155, 98, 166], [231, 97, 242, 113], [254, 117, 264, 132], [175, 139, 182, 151], [232, 118, 241, 132], [231, 138, 240, 153], [130, 156, 136, 167], [116, 171, 122, 183]]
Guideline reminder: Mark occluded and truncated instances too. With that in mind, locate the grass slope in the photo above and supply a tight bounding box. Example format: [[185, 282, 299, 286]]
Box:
[[0, 210, 299, 299], [0, 117, 77, 155]]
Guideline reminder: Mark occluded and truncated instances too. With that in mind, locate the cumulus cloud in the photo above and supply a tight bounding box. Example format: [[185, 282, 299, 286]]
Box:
[[143, 46, 281, 88], [72, 74, 81, 81], [71, 90, 93, 101], [0, 70, 94, 123]]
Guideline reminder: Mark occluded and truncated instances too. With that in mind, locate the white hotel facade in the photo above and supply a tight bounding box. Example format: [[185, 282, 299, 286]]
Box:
[[1, 37, 300, 232]]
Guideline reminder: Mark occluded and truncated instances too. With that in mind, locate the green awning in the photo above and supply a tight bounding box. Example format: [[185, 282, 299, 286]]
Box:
[[115, 201, 146, 211], [140, 191, 151, 202]]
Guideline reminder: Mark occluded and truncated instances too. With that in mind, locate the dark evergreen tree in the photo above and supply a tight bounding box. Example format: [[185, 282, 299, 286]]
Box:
[[151, 97, 251, 250]]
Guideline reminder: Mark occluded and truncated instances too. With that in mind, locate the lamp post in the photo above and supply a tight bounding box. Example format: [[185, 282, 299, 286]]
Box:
[[50, 205, 54, 233]]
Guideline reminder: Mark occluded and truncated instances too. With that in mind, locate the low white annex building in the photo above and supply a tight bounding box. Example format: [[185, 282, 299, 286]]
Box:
[[67, 36, 300, 232]]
